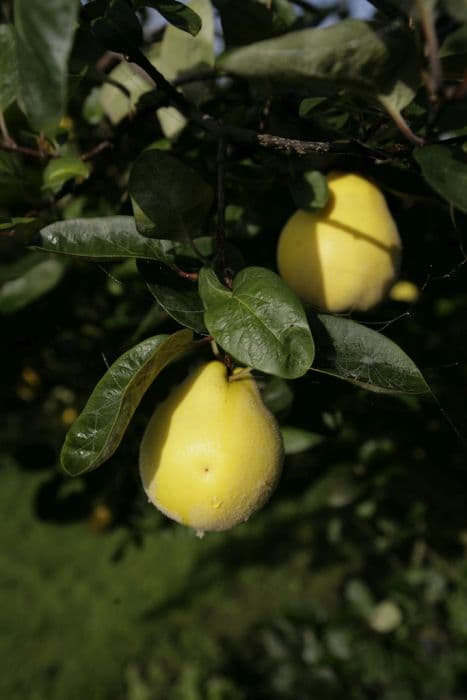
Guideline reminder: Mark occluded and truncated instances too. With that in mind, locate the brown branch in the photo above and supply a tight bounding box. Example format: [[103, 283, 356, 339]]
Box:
[[170, 264, 199, 282], [415, 0, 443, 102], [81, 140, 113, 161], [216, 136, 227, 273], [0, 140, 51, 160]]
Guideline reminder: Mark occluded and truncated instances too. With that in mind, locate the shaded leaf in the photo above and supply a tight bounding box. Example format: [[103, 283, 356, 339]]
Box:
[[137, 0, 202, 36], [35, 216, 193, 263], [61, 329, 194, 475], [14, 0, 80, 133], [260, 375, 294, 415], [42, 157, 90, 193], [281, 426, 324, 455], [156, 0, 214, 139], [289, 170, 329, 212], [138, 259, 207, 333], [218, 19, 411, 94], [199, 266, 315, 378], [0, 253, 67, 315], [414, 145, 467, 214], [310, 314, 429, 395], [91, 0, 143, 53], [99, 58, 154, 125], [129, 149, 213, 239], [0, 24, 18, 110], [214, 0, 295, 47]]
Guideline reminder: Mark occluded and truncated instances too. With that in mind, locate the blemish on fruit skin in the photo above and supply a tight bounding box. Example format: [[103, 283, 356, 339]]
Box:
[[211, 497, 223, 510]]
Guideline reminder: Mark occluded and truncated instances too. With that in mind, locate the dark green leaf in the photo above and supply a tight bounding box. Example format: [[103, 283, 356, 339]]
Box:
[[91, 0, 143, 53], [14, 0, 80, 133], [42, 157, 90, 193], [260, 375, 293, 415], [138, 260, 206, 333], [310, 314, 430, 395], [61, 329, 194, 475], [281, 426, 324, 455], [0, 253, 67, 315], [218, 20, 411, 94], [35, 216, 195, 263], [414, 145, 467, 214], [214, 0, 295, 47], [129, 149, 213, 239], [156, 0, 214, 138], [0, 24, 18, 110], [199, 266, 315, 378], [137, 0, 202, 36], [290, 170, 329, 212]]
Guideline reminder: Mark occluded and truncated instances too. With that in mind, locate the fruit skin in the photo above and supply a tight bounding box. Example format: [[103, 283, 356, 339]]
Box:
[[139, 361, 283, 533], [277, 172, 402, 313]]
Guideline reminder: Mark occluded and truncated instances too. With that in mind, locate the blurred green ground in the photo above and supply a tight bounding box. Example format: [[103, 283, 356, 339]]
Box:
[[2, 262, 467, 700]]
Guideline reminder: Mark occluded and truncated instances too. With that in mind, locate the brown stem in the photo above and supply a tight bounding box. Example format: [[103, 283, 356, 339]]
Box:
[[415, 0, 442, 101], [378, 96, 425, 146], [170, 264, 199, 282]]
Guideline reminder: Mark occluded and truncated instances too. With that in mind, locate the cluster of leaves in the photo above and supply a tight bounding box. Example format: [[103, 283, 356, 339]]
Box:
[[1, 0, 466, 481]]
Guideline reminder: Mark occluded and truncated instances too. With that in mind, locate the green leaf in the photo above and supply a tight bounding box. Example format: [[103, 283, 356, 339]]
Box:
[[137, 0, 202, 36], [138, 260, 207, 333], [91, 0, 143, 53], [35, 216, 194, 263], [14, 0, 80, 133], [281, 426, 324, 455], [42, 157, 90, 193], [414, 145, 467, 214], [218, 20, 411, 94], [0, 24, 18, 111], [61, 329, 194, 475], [214, 0, 295, 47], [129, 149, 213, 239], [289, 170, 329, 212], [260, 375, 293, 415], [310, 314, 430, 395], [99, 50, 157, 125], [199, 266, 315, 379], [0, 253, 67, 315]]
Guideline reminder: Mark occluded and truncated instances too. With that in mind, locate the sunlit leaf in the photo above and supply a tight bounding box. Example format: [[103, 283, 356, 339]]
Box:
[[199, 266, 315, 378]]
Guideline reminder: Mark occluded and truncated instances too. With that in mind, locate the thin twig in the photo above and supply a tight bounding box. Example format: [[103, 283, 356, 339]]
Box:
[[170, 264, 199, 282], [81, 140, 113, 161], [378, 96, 424, 146]]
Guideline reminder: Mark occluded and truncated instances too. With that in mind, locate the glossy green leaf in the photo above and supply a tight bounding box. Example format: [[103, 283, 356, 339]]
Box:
[[414, 145, 467, 214], [129, 149, 213, 239], [14, 0, 80, 133], [35, 216, 192, 263], [310, 314, 430, 395], [218, 20, 410, 94], [289, 170, 329, 212], [281, 426, 324, 455], [0, 253, 67, 315], [61, 329, 194, 475], [42, 157, 90, 193], [0, 24, 18, 110], [199, 267, 315, 378], [138, 260, 207, 333], [136, 0, 202, 36]]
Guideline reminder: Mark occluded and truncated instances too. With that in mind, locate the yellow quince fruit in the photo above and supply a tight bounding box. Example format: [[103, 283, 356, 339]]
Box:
[[277, 171, 402, 313], [140, 361, 283, 533]]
